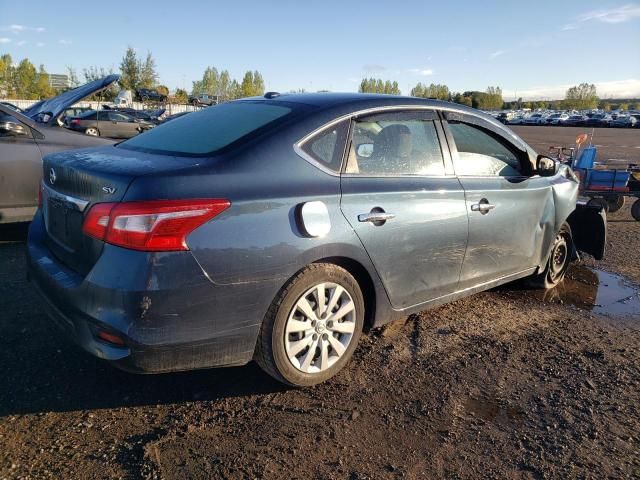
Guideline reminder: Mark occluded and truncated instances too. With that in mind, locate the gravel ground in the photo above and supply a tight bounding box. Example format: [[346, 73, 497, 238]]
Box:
[[1, 126, 639, 479]]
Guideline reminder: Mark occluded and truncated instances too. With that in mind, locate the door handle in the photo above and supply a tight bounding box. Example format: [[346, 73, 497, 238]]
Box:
[[358, 210, 395, 224], [471, 200, 496, 214]]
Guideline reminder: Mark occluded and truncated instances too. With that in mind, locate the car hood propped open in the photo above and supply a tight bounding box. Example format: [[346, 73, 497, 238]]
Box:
[[23, 74, 120, 124]]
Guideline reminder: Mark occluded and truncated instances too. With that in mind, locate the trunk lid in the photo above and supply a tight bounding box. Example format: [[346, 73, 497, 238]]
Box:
[[42, 145, 202, 274]]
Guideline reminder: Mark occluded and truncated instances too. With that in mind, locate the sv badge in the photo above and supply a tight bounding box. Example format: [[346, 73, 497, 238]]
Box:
[[102, 186, 117, 195]]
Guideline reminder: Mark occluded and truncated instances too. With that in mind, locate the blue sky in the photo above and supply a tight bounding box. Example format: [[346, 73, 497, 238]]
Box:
[[1, 0, 639, 99]]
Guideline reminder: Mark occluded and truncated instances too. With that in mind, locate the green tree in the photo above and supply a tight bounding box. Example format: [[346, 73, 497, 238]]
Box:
[[411, 83, 450, 100], [618, 102, 629, 111], [192, 66, 219, 95], [253, 70, 265, 96], [65, 66, 80, 89], [359, 77, 401, 94], [35, 64, 54, 98], [138, 52, 158, 89], [14, 58, 37, 98], [119, 47, 139, 91], [0, 54, 13, 96], [156, 85, 169, 96], [452, 92, 472, 107], [240, 71, 255, 97], [563, 83, 598, 110], [173, 88, 188, 104]]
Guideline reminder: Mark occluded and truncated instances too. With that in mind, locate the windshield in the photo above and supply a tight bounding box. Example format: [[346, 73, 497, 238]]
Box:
[[119, 101, 294, 156]]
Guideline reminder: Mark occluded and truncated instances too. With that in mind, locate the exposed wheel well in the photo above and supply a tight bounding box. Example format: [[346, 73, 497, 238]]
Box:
[[312, 256, 377, 331]]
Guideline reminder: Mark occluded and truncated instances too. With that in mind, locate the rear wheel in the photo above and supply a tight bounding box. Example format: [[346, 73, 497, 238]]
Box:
[[85, 127, 99, 136], [606, 195, 625, 213], [255, 263, 364, 386], [527, 223, 573, 289], [631, 199, 640, 221]]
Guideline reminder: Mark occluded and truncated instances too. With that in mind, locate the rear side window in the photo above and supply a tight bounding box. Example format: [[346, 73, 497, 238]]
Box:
[[448, 122, 523, 177], [298, 120, 350, 172], [345, 111, 446, 176], [119, 101, 293, 156]]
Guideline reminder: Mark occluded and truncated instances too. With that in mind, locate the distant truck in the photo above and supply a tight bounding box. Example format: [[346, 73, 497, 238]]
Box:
[[113, 89, 133, 107], [135, 88, 167, 103], [188, 93, 218, 107]]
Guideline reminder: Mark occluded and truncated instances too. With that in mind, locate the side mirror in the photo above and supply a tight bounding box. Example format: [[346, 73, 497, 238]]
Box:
[[0, 120, 29, 137], [356, 143, 374, 158], [537, 154, 559, 177]]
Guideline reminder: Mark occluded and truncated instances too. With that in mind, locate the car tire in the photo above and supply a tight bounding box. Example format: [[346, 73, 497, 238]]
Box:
[[142, 95, 149, 102], [631, 199, 640, 221], [255, 263, 365, 387], [587, 197, 609, 212], [606, 195, 625, 213], [527, 223, 573, 290], [85, 127, 100, 136]]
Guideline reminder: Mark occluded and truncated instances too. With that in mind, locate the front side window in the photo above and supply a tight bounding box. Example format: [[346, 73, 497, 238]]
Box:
[[298, 120, 349, 172], [345, 111, 445, 176], [448, 121, 523, 177], [119, 101, 293, 156]]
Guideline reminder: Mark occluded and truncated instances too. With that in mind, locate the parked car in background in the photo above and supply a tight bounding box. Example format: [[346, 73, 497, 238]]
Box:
[[564, 115, 588, 127], [496, 112, 515, 124], [106, 107, 167, 124], [161, 111, 191, 122], [188, 93, 218, 107], [0, 75, 119, 224], [612, 115, 637, 128], [64, 110, 155, 138], [135, 88, 167, 103], [544, 113, 570, 125], [27, 93, 606, 386], [582, 113, 613, 128], [523, 112, 545, 125], [508, 114, 526, 125]]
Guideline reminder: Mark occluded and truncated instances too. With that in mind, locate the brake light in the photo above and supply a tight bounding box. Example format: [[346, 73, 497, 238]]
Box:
[[70, 119, 80, 125], [82, 199, 230, 251]]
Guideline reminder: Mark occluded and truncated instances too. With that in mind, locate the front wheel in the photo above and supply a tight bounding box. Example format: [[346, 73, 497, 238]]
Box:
[[631, 199, 640, 221], [85, 127, 100, 136], [606, 195, 625, 213], [527, 223, 573, 289], [255, 263, 364, 386]]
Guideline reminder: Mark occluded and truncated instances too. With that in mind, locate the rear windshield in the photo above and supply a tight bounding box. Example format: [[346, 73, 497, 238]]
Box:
[[118, 101, 293, 156]]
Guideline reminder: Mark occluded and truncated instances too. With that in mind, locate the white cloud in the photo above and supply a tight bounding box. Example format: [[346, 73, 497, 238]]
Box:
[[409, 68, 434, 76], [501, 79, 640, 100], [562, 23, 577, 31], [35, 27, 45, 32], [578, 3, 640, 23], [0, 24, 46, 34], [489, 50, 506, 59], [36, 42, 45, 47], [0, 37, 10, 44], [58, 39, 72, 45], [16, 40, 26, 46], [9, 24, 25, 32]]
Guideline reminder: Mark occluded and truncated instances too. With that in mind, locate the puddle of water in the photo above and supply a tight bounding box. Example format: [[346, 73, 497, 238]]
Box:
[[542, 266, 640, 323]]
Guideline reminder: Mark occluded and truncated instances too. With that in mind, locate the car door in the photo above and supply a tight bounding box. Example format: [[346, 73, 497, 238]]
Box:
[[442, 111, 554, 289], [0, 114, 43, 222], [339, 109, 468, 310], [108, 112, 138, 138]]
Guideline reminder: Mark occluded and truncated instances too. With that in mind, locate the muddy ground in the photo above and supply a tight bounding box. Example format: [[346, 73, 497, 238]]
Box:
[[1, 126, 639, 479]]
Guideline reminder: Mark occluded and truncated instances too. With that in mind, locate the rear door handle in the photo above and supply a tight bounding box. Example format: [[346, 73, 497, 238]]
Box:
[[358, 211, 395, 224], [471, 200, 496, 214]]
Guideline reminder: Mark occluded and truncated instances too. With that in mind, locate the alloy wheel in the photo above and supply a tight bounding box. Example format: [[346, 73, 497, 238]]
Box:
[[284, 282, 356, 374]]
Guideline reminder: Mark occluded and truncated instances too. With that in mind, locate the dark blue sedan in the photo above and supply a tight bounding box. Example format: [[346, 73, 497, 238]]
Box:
[[27, 93, 605, 386]]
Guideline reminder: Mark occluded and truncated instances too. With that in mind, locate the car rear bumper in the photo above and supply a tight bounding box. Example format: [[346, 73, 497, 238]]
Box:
[[27, 210, 266, 373]]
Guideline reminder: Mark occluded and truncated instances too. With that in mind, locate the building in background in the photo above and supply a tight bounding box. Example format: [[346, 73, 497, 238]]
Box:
[[48, 74, 70, 90]]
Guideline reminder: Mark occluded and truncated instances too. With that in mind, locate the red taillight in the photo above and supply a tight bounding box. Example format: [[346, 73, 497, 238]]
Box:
[[96, 330, 125, 346], [70, 119, 80, 125], [82, 199, 230, 251]]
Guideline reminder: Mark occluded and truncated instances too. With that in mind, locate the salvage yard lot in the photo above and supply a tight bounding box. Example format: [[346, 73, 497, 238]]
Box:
[[1, 126, 639, 479]]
